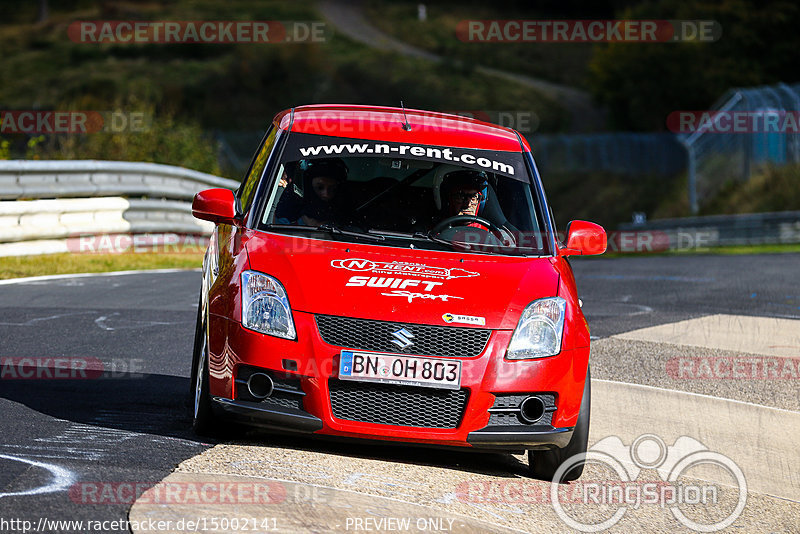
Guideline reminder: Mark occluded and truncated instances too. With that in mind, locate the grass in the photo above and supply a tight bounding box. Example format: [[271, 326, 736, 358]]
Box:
[[0, 252, 203, 280], [547, 162, 800, 232], [1, 240, 794, 281], [546, 170, 683, 231], [699, 243, 800, 255], [699, 164, 800, 216], [598, 242, 800, 259]]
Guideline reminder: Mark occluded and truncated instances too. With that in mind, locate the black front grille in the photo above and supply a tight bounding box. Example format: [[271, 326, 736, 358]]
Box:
[[316, 315, 490, 358], [328, 379, 469, 428]]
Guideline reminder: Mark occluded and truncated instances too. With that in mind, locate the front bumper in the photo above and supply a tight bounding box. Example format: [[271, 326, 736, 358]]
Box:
[[207, 312, 589, 450], [212, 397, 323, 432], [212, 396, 573, 452], [467, 426, 574, 450]]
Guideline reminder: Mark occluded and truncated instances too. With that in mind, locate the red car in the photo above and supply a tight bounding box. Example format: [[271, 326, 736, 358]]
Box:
[[190, 105, 606, 481]]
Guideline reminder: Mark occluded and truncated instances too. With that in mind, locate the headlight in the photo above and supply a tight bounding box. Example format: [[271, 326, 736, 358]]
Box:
[[506, 297, 566, 360], [241, 271, 296, 339]]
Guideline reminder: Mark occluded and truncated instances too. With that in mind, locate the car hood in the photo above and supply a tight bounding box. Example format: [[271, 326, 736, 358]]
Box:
[[244, 232, 559, 330]]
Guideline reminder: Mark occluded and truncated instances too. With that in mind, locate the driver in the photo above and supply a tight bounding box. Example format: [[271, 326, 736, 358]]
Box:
[[435, 170, 517, 246], [440, 170, 490, 230]]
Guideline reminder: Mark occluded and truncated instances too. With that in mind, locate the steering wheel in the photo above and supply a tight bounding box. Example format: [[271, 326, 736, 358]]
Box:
[[430, 215, 507, 245]]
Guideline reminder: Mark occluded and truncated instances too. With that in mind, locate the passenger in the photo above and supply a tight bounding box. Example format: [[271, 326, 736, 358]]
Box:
[[274, 158, 348, 225], [299, 158, 348, 226]]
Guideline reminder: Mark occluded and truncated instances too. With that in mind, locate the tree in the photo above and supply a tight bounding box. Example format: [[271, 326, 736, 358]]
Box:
[[589, 0, 800, 130]]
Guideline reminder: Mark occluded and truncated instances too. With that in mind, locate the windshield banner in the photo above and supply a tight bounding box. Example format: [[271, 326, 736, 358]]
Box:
[[284, 133, 526, 179]]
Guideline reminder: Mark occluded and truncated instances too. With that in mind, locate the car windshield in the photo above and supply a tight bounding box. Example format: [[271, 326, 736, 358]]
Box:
[[257, 132, 549, 255]]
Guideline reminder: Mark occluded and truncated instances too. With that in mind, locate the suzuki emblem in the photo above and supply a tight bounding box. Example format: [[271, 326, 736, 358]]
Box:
[[390, 328, 415, 350]]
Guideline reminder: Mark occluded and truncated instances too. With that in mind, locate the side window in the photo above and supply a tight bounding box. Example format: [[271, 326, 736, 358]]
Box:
[[237, 127, 277, 215]]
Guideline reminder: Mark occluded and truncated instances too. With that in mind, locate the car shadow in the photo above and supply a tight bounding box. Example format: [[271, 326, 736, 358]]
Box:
[[0, 367, 204, 443], [0, 365, 530, 479]]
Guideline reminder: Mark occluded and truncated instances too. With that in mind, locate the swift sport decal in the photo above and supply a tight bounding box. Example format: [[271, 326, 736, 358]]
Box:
[[333, 259, 479, 280], [381, 291, 464, 303], [346, 276, 443, 291], [346, 276, 463, 303]]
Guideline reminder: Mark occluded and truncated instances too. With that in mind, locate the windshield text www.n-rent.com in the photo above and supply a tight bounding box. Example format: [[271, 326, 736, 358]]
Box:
[[298, 142, 516, 176]]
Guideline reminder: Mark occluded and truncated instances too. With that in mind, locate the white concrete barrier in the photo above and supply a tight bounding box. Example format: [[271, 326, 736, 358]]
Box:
[[0, 160, 239, 256]]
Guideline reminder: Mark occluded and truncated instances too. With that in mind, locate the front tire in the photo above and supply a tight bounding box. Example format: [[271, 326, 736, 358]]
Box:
[[528, 367, 591, 482], [190, 303, 223, 436]]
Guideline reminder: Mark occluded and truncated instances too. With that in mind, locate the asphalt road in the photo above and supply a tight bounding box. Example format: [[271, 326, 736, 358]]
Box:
[[0, 271, 207, 533], [570, 253, 800, 338], [0, 253, 797, 533]]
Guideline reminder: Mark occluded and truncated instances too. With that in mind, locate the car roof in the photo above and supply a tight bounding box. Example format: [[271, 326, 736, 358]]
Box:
[[272, 105, 531, 152]]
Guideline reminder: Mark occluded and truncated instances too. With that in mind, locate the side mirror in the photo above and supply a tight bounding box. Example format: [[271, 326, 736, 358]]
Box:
[[561, 220, 607, 256], [192, 188, 236, 224]]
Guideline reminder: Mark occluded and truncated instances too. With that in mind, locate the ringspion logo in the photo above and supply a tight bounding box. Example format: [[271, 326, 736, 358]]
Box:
[[550, 435, 747, 532]]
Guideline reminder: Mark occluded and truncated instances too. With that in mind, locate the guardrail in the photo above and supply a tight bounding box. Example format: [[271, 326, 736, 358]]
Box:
[[617, 211, 800, 251], [0, 160, 238, 201], [0, 160, 239, 257]]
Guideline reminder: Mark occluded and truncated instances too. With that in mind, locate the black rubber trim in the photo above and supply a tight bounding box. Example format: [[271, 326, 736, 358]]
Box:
[[467, 426, 574, 450], [212, 397, 323, 432]]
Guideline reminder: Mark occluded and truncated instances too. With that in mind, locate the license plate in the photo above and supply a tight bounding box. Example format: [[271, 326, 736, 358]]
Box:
[[338, 351, 461, 390]]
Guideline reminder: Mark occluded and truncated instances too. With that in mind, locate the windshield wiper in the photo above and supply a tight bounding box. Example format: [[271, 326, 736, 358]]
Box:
[[411, 231, 468, 249], [316, 223, 385, 241], [264, 223, 385, 241], [410, 231, 519, 255], [365, 229, 538, 256], [263, 224, 308, 231], [364, 229, 487, 253]]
